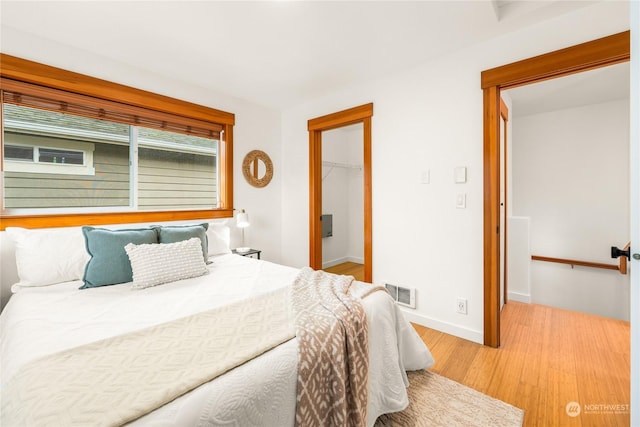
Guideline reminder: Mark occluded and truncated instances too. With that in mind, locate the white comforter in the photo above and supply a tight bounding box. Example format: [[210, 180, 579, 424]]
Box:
[[0, 255, 434, 426]]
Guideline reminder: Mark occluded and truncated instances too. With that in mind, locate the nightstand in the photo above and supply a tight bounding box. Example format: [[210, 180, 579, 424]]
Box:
[[232, 248, 261, 259]]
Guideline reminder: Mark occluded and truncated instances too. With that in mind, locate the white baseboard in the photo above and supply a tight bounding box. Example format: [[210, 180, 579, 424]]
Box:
[[397, 294, 530, 345], [347, 256, 364, 265], [322, 256, 364, 269], [508, 291, 531, 304], [323, 257, 348, 269], [398, 307, 483, 345]]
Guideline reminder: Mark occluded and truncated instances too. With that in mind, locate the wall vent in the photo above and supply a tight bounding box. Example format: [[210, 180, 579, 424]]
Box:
[[385, 283, 416, 309]]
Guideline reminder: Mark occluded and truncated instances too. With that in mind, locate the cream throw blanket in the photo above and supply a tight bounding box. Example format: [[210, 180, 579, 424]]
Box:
[[0, 287, 295, 427], [292, 267, 387, 427], [2, 268, 385, 427]]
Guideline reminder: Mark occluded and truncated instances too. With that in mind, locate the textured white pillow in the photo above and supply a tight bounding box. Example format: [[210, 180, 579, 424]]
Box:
[[207, 222, 232, 257], [125, 237, 208, 290], [5, 227, 90, 292]]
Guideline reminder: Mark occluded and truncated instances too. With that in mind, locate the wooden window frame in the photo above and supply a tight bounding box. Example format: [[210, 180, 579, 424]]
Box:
[[0, 54, 235, 230]]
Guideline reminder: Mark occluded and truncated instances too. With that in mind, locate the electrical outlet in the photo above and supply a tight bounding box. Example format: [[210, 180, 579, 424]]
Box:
[[456, 298, 468, 315]]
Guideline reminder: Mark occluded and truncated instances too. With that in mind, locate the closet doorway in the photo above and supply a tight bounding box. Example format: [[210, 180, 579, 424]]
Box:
[[308, 103, 373, 283], [321, 124, 365, 280]]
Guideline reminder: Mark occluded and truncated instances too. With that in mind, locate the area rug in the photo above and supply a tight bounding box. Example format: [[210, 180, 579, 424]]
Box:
[[375, 370, 524, 427]]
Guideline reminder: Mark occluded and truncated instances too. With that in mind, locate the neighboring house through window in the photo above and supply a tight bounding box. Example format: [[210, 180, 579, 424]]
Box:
[[3, 104, 217, 210]]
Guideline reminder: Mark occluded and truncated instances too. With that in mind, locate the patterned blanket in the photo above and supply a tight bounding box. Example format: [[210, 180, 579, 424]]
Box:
[[292, 267, 387, 427]]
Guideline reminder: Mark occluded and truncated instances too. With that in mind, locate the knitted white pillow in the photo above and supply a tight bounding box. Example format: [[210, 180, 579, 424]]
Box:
[[125, 237, 208, 290]]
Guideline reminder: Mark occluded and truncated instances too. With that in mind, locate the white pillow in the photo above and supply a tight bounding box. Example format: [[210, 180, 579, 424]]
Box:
[[5, 227, 90, 292], [207, 222, 231, 257], [125, 237, 208, 290]]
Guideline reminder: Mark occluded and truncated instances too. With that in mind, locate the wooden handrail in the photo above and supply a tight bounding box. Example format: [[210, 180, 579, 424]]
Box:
[[619, 242, 631, 275], [532, 242, 630, 275], [531, 255, 620, 271], [533, 242, 630, 275], [531, 242, 630, 275]]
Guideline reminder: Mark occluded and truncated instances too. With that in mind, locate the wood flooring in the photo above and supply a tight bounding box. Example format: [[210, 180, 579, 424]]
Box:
[[324, 262, 365, 282], [325, 261, 630, 426], [413, 302, 630, 427]]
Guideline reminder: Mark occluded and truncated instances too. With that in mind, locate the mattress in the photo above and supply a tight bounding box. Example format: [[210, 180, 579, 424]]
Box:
[[0, 254, 434, 426]]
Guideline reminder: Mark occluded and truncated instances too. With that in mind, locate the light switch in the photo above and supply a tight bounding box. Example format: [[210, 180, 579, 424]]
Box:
[[420, 170, 430, 184], [456, 193, 466, 209], [454, 167, 467, 183]]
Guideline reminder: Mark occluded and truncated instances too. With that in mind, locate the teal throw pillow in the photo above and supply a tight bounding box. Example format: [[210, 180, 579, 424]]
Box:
[[155, 223, 209, 261], [81, 226, 159, 289]]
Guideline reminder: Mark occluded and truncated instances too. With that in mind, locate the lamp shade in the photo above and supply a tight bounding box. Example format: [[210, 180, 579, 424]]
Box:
[[237, 209, 250, 228]]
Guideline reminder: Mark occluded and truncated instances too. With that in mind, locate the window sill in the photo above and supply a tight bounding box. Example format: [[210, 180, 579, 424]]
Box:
[[0, 208, 234, 230]]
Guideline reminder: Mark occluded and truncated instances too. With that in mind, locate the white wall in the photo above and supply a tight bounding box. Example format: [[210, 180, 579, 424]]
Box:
[[507, 216, 531, 304], [321, 125, 364, 267], [511, 99, 630, 320], [347, 129, 365, 262], [0, 28, 284, 310], [322, 128, 350, 266], [280, 2, 630, 343]]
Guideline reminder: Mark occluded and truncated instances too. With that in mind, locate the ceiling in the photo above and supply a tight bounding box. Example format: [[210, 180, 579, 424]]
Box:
[[0, 1, 607, 110], [507, 61, 630, 118]]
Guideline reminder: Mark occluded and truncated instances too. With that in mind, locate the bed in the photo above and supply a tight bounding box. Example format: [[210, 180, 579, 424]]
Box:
[[0, 223, 434, 426]]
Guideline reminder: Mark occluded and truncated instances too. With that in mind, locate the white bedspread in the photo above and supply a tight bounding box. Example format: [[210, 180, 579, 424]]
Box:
[[0, 255, 434, 427]]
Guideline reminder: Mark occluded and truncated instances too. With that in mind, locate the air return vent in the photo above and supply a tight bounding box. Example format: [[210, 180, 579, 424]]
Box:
[[384, 283, 416, 309]]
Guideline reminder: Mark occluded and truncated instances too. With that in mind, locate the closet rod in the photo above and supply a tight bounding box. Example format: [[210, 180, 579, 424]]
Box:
[[322, 161, 362, 170]]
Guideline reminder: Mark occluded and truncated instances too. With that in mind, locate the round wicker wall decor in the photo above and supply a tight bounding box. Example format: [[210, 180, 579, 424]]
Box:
[[242, 150, 273, 188]]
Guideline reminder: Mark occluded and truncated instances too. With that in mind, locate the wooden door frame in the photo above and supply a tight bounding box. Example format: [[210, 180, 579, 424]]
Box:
[[308, 103, 373, 283], [481, 31, 630, 348], [500, 98, 509, 307]]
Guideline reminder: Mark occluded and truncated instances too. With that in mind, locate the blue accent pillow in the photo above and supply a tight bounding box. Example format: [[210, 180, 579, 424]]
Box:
[[155, 223, 209, 261], [81, 226, 159, 289]]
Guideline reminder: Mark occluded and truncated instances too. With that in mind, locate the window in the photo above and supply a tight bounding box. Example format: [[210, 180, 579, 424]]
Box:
[[0, 54, 235, 229], [38, 148, 84, 165], [136, 128, 218, 210], [3, 104, 217, 210], [5, 140, 93, 175], [5, 144, 33, 161]]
